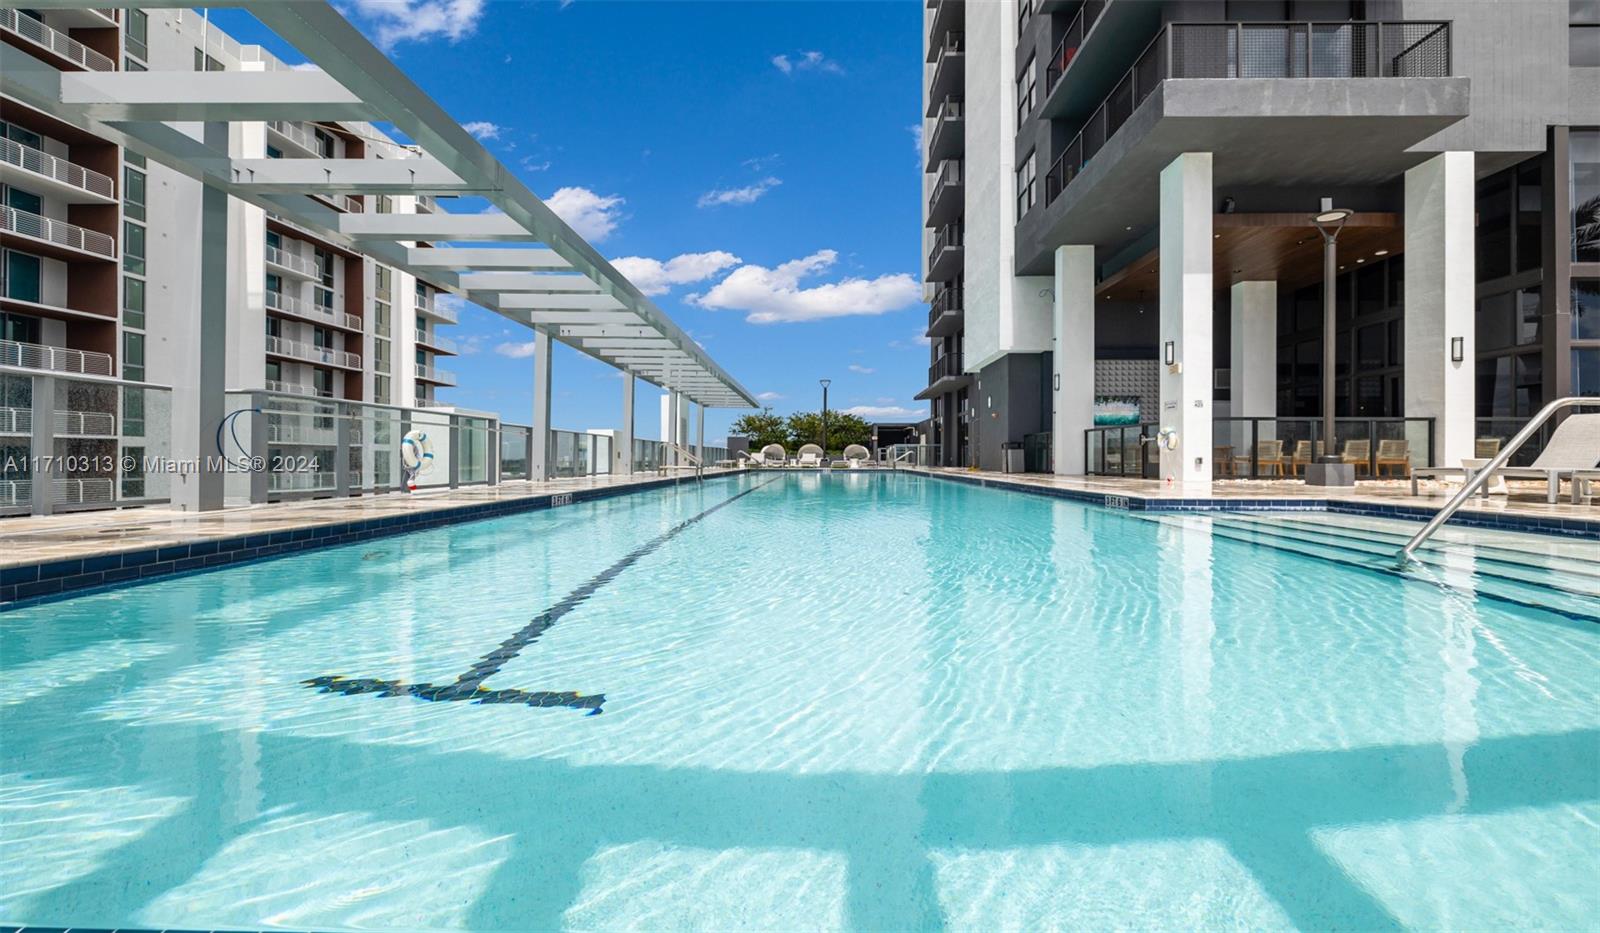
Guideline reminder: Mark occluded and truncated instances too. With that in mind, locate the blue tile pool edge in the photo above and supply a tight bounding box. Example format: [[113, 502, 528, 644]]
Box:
[[914, 470, 1600, 542], [0, 473, 734, 610]]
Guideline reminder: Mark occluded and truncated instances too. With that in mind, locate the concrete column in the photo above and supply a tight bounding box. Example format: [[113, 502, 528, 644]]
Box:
[[173, 122, 230, 511], [619, 374, 635, 474], [530, 328, 552, 480], [1052, 245, 1095, 475], [29, 375, 54, 516], [665, 389, 679, 465], [695, 402, 705, 462], [1229, 280, 1277, 460], [1158, 152, 1214, 488], [1405, 151, 1476, 468]]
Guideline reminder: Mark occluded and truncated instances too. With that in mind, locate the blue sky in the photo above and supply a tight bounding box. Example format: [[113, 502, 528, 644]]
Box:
[[213, 1, 928, 443]]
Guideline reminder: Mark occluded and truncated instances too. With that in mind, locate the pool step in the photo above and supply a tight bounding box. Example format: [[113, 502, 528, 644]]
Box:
[[1213, 513, 1600, 588], [1148, 513, 1600, 622]]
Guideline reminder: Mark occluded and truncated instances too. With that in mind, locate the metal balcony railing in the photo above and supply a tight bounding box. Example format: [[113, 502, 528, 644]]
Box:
[[264, 244, 316, 277], [1043, 20, 1450, 208], [267, 120, 320, 155], [928, 222, 963, 269], [268, 471, 335, 493], [265, 335, 361, 369], [266, 290, 362, 331], [0, 338, 114, 376], [415, 294, 458, 323], [54, 409, 116, 436], [0, 407, 30, 434], [415, 363, 457, 385], [1046, 0, 1107, 94], [0, 136, 115, 200], [934, 30, 963, 61], [267, 422, 338, 445], [0, 8, 116, 71], [1, 205, 116, 258], [415, 328, 458, 354], [264, 379, 322, 397], [314, 192, 362, 213], [927, 287, 963, 329], [415, 194, 438, 213], [927, 351, 964, 387], [929, 160, 962, 215]]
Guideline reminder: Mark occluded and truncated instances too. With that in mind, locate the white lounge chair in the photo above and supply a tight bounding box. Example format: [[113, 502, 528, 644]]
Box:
[[839, 444, 870, 469], [796, 444, 824, 468], [1412, 412, 1600, 503], [757, 443, 786, 467]]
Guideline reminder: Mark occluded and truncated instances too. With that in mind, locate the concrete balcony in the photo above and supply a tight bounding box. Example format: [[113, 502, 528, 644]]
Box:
[[415, 293, 458, 323], [916, 351, 969, 400], [415, 328, 458, 355], [266, 335, 361, 371], [266, 290, 363, 333], [926, 159, 962, 229], [925, 286, 963, 339], [0, 137, 116, 204], [266, 120, 321, 157], [926, 32, 964, 114], [0, 338, 113, 376], [1, 205, 116, 261], [925, 98, 964, 169], [265, 244, 318, 280], [264, 379, 326, 398], [0, 7, 116, 72], [415, 363, 457, 385], [927, 222, 963, 283]]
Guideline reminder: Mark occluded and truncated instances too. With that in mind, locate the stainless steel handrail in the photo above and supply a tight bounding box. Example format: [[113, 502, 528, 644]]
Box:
[[665, 443, 703, 479], [1399, 397, 1593, 562]]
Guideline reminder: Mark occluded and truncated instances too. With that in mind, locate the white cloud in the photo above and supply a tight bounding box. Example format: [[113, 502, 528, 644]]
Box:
[[847, 364, 875, 374], [545, 186, 624, 242], [697, 177, 781, 209], [612, 252, 740, 296], [289, 61, 321, 72], [687, 250, 920, 324], [519, 157, 551, 173], [843, 405, 924, 420], [742, 154, 781, 172], [495, 340, 536, 359], [909, 124, 924, 154], [462, 121, 501, 141], [756, 391, 784, 401], [347, 0, 486, 51], [772, 51, 844, 75]]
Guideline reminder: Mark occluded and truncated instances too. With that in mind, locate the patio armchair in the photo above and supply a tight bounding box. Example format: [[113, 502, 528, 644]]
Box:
[[1341, 439, 1372, 477], [1411, 413, 1600, 503], [1374, 439, 1411, 477], [1290, 439, 1324, 477]]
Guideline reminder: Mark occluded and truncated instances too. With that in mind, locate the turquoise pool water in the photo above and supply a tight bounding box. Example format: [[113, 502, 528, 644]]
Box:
[[2, 472, 1596, 931]]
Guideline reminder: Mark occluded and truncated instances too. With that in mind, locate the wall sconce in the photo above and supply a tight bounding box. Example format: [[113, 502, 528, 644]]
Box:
[[1163, 341, 1176, 366], [1450, 337, 1464, 363], [1053, 373, 1060, 391]]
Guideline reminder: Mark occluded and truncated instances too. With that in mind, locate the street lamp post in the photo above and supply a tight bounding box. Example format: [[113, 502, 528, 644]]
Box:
[[819, 378, 831, 453], [1308, 198, 1354, 487]]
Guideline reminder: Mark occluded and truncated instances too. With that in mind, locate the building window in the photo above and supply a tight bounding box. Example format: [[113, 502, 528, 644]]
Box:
[[123, 331, 145, 382], [1016, 150, 1036, 217], [126, 9, 148, 61], [122, 221, 145, 276], [0, 121, 43, 151], [1016, 55, 1037, 125], [374, 374, 391, 406], [123, 165, 146, 223], [1573, 128, 1600, 263], [314, 129, 336, 159], [1572, 0, 1600, 65], [2, 251, 42, 304], [315, 248, 334, 288], [123, 275, 144, 328], [193, 48, 223, 72], [266, 145, 283, 159], [1576, 278, 1600, 340], [1017, 0, 1033, 39], [313, 369, 333, 397]]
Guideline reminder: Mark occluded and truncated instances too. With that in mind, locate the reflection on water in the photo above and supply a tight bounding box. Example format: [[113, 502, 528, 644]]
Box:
[[0, 474, 1596, 930]]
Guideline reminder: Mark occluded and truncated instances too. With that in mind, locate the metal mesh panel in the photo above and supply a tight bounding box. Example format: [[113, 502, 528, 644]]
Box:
[[1133, 36, 1165, 101], [1171, 24, 1232, 79], [1385, 21, 1450, 77], [1082, 106, 1108, 163], [1104, 73, 1134, 139]]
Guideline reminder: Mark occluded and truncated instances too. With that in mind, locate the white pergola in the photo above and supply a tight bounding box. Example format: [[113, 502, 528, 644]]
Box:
[[4, 0, 755, 499]]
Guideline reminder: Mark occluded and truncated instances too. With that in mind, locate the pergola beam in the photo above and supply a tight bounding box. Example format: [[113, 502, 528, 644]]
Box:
[[60, 70, 374, 121], [456, 272, 602, 292], [407, 247, 571, 271], [337, 212, 530, 241], [226, 157, 476, 194]]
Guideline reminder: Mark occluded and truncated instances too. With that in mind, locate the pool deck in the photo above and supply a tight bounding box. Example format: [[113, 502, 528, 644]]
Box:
[[0, 470, 738, 605], [910, 466, 1600, 538]]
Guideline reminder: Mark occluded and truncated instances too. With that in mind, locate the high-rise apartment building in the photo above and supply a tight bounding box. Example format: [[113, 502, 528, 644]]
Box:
[[2, 7, 459, 506], [921, 0, 1599, 479]]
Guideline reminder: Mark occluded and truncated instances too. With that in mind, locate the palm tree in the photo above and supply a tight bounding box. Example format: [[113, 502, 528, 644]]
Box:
[[1576, 194, 1600, 263]]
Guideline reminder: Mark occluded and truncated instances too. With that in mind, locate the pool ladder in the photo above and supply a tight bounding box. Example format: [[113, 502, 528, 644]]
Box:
[[1399, 396, 1590, 563], [664, 443, 704, 480]]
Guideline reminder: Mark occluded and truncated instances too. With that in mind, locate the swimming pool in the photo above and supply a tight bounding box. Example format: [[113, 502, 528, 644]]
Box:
[[2, 471, 1596, 930]]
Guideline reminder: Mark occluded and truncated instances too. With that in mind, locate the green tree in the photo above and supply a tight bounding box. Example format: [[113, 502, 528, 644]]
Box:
[[730, 408, 788, 451], [785, 410, 872, 453]]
